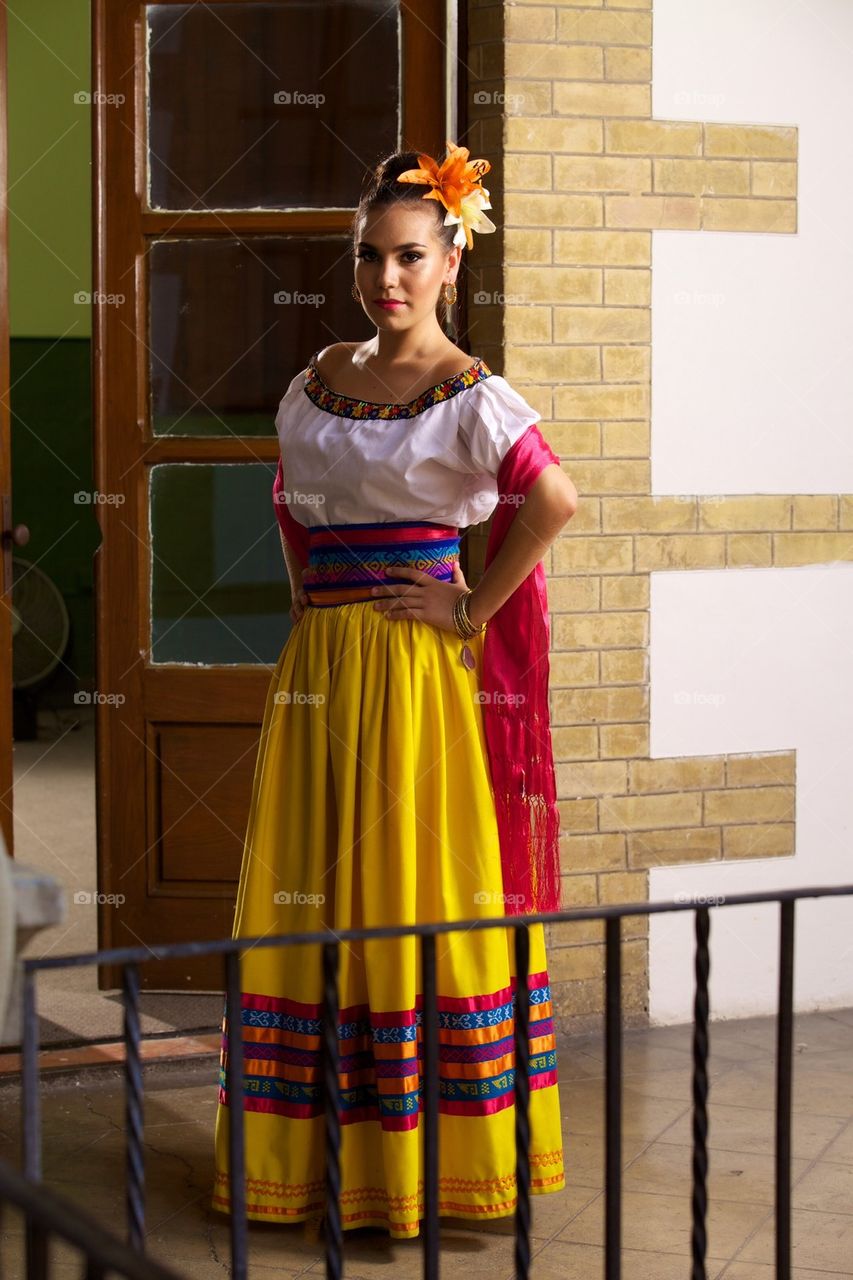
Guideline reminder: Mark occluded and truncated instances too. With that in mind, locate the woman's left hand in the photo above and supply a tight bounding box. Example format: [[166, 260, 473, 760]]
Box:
[[371, 561, 476, 633]]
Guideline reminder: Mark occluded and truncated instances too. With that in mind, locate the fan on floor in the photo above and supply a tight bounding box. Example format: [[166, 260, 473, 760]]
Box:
[[11, 556, 70, 739]]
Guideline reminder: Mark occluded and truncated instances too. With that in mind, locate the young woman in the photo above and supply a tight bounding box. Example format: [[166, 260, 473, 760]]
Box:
[[212, 142, 578, 1241]]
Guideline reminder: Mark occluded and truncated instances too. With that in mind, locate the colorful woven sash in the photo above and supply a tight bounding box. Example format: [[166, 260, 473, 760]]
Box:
[[302, 520, 461, 607]]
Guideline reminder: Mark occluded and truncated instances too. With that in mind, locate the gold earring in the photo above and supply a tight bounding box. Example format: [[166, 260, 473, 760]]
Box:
[[442, 281, 458, 306], [351, 283, 361, 301]]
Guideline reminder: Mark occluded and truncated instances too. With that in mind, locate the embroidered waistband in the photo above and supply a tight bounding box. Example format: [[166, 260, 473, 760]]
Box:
[[302, 520, 461, 608]]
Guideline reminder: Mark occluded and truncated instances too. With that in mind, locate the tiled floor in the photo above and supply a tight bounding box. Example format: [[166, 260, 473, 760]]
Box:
[[10, 708, 226, 1047], [1, 1010, 853, 1278]]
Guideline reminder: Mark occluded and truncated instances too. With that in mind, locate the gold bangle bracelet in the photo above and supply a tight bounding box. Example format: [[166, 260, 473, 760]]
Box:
[[456, 589, 485, 638]]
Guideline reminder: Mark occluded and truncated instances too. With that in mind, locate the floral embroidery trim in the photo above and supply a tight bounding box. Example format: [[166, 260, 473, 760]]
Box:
[[212, 1149, 565, 1201], [212, 1173, 566, 1229], [304, 353, 493, 420]]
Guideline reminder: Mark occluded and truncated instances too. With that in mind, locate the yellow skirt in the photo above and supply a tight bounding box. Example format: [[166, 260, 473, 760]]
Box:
[[211, 600, 565, 1239]]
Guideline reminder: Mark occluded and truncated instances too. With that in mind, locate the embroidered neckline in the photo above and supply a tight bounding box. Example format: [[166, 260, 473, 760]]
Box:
[[304, 352, 492, 420]]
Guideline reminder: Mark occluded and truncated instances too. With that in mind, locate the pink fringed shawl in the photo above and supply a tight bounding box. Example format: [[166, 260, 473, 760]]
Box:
[[272, 421, 562, 917], [481, 423, 562, 916]]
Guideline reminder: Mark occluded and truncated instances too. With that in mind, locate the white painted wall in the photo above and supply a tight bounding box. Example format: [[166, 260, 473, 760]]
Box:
[[648, 0, 853, 1021]]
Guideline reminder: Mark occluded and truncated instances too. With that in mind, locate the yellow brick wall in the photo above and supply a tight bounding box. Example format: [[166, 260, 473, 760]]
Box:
[[461, 0, 847, 1030]]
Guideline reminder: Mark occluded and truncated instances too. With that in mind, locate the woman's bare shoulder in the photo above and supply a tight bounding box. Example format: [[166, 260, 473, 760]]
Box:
[[313, 342, 358, 381]]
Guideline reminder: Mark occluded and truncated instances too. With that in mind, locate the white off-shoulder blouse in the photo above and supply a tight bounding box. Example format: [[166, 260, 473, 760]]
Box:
[[274, 353, 541, 529]]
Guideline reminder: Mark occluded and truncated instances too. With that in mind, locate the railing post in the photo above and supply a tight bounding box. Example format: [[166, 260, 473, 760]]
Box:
[[421, 931, 439, 1279], [604, 914, 622, 1280], [25, 1217, 47, 1279], [122, 962, 145, 1254], [514, 923, 531, 1280], [776, 899, 795, 1280], [225, 950, 248, 1280], [691, 906, 710, 1280], [21, 964, 44, 1278], [21, 966, 41, 1181], [322, 940, 342, 1280]]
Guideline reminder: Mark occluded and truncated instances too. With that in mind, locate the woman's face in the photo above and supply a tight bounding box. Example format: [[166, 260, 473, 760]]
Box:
[[353, 203, 461, 329]]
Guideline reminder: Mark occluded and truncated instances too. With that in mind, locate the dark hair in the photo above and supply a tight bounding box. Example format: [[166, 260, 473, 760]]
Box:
[[352, 150, 459, 257]]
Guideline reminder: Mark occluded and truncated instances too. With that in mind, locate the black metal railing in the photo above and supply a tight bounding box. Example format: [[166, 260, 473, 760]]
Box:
[[13, 883, 853, 1280], [0, 1153, 188, 1280]]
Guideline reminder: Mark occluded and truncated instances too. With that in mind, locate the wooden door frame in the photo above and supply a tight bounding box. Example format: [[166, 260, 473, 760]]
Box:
[[0, 0, 12, 859], [92, 0, 452, 988]]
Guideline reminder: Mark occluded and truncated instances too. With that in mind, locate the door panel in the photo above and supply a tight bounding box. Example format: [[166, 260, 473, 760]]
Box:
[[146, 1, 400, 211], [148, 721, 263, 885], [148, 235, 361, 439], [149, 461, 284, 665], [94, 0, 448, 988]]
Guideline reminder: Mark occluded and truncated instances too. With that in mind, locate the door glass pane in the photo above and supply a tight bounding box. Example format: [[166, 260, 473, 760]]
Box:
[[149, 236, 369, 437], [146, 1, 399, 210], [150, 462, 291, 665]]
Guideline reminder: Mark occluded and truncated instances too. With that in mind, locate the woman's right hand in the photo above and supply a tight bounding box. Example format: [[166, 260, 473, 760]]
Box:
[[289, 572, 310, 626]]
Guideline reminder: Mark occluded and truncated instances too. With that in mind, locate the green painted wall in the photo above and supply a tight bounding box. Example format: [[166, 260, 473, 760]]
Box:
[[8, 0, 96, 704], [8, 0, 92, 337]]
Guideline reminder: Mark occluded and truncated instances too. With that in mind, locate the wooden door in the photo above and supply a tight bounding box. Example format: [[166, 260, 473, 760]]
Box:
[[93, 0, 448, 988]]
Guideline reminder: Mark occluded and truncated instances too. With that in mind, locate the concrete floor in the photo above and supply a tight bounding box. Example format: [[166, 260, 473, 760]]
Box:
[[10, 707, 224, 1047], [2, 1009, 853, 1277]]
